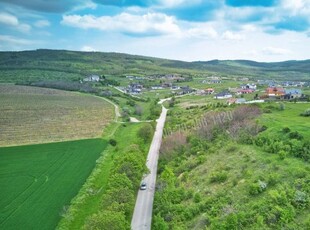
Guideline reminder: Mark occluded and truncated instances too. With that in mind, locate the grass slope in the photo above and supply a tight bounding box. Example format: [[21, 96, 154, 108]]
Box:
[[0, 50, 309, 81], [0, 84, 114, 146], [153, 103, 310, 229], [0, 138, 108, 230]]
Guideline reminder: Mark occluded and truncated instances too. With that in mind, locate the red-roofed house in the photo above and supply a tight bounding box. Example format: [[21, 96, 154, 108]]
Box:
[[266, 87, 285, 97]]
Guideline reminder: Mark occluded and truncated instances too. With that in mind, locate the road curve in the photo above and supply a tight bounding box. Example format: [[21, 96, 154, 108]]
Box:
[[131, 105, 168, 230]]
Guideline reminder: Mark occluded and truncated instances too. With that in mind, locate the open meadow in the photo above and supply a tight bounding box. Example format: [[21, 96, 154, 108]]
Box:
[[260, 102, 310, 139], [0, 138, 108, 230], [0, 84, 114, 146]]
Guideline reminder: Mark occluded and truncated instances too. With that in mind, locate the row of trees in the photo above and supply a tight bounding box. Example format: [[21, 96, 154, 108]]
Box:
[[84, 124, 154, 229]]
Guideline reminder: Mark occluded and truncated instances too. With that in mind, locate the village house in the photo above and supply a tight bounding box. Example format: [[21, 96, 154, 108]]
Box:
[[284, 88, 302, 99], [174, 86, 194, 95], [151, 85, 164, 90], [227, 98, 246, 105], [236, 89, 255, 95], [126, 83, 143, 94], [171, 85, 180, 90], [83, 74, 100, 82], [227, 98, 237, 105], [214, 91, 232, 99], [266, 87, 285, 97], [241, 83, 257, 90], [206, 88, 215, 94]]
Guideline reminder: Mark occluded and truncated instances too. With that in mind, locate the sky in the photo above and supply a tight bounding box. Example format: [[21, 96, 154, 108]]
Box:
[[0, 0, 310, 62]]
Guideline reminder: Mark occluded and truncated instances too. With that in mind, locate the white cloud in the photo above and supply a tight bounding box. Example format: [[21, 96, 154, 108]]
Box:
[[281, 0, 310, 15], [71, 0, 97, 12], [0, 35, 35, 45], [34, 19, 50, 28], [0, 12, 31, 33], [62, 12, 180, 36], [262, 46, 290, 55], [0, 12, 19, 26], [81, 46, 97, 52], [186, 24, 218, 39], [222, 31, 245, 40]]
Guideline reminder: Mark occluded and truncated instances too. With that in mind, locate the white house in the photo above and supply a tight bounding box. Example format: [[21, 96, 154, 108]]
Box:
[[214, 91, 232, 99], [83, 75, 100, 82]]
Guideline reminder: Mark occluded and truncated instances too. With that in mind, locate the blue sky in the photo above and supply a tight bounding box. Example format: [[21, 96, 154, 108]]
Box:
[[0, 0, 310, 61]]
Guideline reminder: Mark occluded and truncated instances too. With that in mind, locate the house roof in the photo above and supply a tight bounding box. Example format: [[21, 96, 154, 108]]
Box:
[[216, 91, 232, 96], [266, 87, 285, 95], [285, 88, 302, 94]]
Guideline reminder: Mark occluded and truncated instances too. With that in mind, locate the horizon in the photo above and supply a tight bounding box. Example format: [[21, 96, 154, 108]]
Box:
[[0, 0, 310, 62], [2, 48, 310, 63]]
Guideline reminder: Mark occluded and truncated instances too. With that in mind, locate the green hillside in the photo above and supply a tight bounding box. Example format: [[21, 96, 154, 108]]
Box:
[[0, 49, 309, 82], [153, 103, 310, 229]]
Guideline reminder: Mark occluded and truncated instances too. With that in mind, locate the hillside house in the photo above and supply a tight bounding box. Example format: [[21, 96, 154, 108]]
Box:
[[206, 88, 215, 94], [227, 98, 246, 105], [236, 89, 254, 95], [83, 75, 100, 82], [171, 85, 180, 90], [241, 83, 257, 90], [284, 89, 302, 99], [126, 83, 143, 94], [227, 98, 237, 105], [214, 91, 232, 99], [266, 87, 285, 97], [151, 85, 164, 90], [236, 98, 247, 104]]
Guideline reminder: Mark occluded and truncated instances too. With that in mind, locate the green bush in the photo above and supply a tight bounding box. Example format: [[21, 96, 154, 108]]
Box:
[[109, 139, 117, 146], [289, 131, 303, 140], [249, 180, 267, 195], [137, 123, 154, 143], [300, 108, 310, 117], [210, 171, 228, 183]]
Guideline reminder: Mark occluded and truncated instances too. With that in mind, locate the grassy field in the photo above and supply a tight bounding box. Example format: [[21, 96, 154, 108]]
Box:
[[260, 102, 310, 139], [0, 138, 108, 230], [57, 122, 150, 229], [0, 84, 114, 146]]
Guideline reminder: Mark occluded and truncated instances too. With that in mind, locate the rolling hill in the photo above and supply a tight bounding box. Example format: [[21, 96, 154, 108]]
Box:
[[0, 49, 309, 82]]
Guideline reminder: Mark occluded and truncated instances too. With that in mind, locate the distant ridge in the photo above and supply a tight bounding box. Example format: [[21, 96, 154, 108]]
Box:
[[0, 49, 309, 81]]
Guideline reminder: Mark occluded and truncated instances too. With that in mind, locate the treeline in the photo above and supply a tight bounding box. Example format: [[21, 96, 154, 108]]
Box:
[[84, 144, 147, 229]]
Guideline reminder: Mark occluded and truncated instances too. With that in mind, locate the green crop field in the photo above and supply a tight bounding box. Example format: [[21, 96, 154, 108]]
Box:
[[0, 84, 114, 146], [0, 138, 108, 230]]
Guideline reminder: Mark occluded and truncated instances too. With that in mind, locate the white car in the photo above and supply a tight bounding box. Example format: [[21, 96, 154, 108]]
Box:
[[140, 182, 147, 190]]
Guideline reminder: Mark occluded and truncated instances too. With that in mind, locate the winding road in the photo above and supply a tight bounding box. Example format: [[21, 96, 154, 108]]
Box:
[[131, 104, 168, 230]]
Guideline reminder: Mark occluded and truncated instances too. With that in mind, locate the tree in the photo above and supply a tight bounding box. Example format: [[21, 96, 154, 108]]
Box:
[[134, 105, 143, 116], [138, 123, 154, 142]]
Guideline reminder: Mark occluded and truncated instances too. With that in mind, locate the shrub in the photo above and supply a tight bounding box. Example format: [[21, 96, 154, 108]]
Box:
[[263, 108, 272, 113], [137, 123, 154, 143], [279, 103, 285, 110], [289, 131, 303, 140], [249, 180, 267, 195], [109, 139, 117, 146], [210, 171, 228, 183], [293, 190, 308, 208], [278, 150, 287, 160], [194, 193, 202, 203], [300, 108, 310, 117]]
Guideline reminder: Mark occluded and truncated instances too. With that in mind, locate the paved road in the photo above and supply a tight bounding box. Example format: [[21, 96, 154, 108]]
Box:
[[131, 105, 168, 230]]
